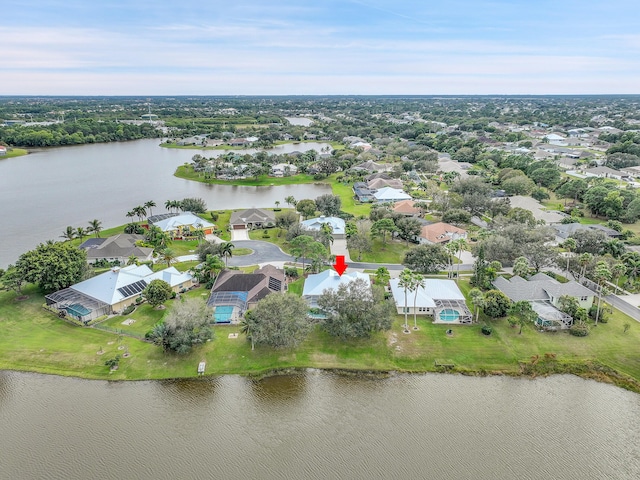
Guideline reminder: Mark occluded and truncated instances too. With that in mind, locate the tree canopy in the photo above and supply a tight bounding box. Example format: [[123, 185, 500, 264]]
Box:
[[318, 279, 393, 339], [146, 298, 213, 354], [15, 242, 88, 293]]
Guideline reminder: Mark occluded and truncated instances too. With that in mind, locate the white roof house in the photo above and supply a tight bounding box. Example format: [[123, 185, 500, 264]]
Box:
[[150, 212, 214, 233], [301, 216, 346, 236], [302, 270, 370, 308], [373, 187, 412, 203], [389, 278, 472, 324], [71, 264, 192, 306]]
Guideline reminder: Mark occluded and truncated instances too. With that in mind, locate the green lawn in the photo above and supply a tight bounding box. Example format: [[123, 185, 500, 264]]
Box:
[[355, 238, 412, 263], [1, 148, 28, 159], [330, 182, 371, 217], [175, 166, 321, 187], [3, 281, 640, 391]]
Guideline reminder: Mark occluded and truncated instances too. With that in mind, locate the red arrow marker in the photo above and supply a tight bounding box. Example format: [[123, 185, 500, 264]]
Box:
[[333, 255, 348, 276]]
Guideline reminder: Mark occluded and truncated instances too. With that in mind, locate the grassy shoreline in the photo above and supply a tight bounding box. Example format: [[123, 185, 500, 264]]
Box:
[[1, 148, 28, 159], [1, 284, 639, 393]]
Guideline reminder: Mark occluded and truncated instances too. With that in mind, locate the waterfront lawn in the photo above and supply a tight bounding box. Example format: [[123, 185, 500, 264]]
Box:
[[175, 166, 319, 187], [3, 282, 640, 389], [331, 182, 371, 217], [2, 148, 28, 159]]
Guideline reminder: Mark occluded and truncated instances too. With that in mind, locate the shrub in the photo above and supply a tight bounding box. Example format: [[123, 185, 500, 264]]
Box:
[[569, 323, 590, 337], [210, 212, 219, 221], [481, 324, 493, 336], [122, 304, 135, 315]]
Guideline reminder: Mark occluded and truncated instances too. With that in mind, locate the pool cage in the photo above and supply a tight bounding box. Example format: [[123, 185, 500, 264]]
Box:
[[45, 288, 111, 323], [207, 291, 248, 324], [531, 301, 573, 330], [434, 299, 473, 324]]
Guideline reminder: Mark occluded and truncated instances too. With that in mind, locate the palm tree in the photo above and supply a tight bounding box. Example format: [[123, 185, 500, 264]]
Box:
[[203, 254, 224, 280], [320, 222, 334, 248], [60, 226, 75, 241], [411, 272, 425, 330], [160, 248, 176, 268], [594, 261, 612, 326], [164, 199, 173, 212], [126, 255, 138, 266], [562, 238, 577, 275], [75, 227, 87, 242], [455, 238, 468, 284], [220, 242, 235, 267], [445, 241, 458, 279], [398, 268, 413, 333], [126, 210, 136, 223], [133, 205, 147, 222], [240, 314, 255, 350], [193, 228, 206, 245], [275, 200, 280, 210], [144, 200, 156, 217], [284, 195, 297, 208], [469, 288, 485, 323], [87, 219, 102, 238], [579, 252, 593, 279], [612, 263, 626, 292]]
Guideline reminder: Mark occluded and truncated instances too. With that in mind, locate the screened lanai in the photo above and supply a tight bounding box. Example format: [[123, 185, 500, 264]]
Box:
[[45, 288, 110, 323]]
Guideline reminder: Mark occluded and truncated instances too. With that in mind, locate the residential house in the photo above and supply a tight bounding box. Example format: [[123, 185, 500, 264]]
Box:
[[353, 182, 376, 203], [388, 278, 472, 324], [228, 138, 249, 147], [301, 215, 346, 238], [270, 163, 298, 177], [418, 222, 467, 245], [207, 265, 286, 323], [392, 200, 423, 216], [229, 208, 276, 230], [367, 177, 404, 190], [552, 223, 622, 243], [583, 166, 626, 180], [492, 273, 595, 329], [352, 160, 388, 173], [45, 265, 194, 323], [302, 270, 370, 308], [147, 212, 215, 238], [79, 234, 153, 265], [373, 187, 412, 203]]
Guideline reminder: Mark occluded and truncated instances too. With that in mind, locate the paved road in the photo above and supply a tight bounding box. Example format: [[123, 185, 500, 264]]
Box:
[[226, 240, 294, 266], [607, 295, 640, 322]]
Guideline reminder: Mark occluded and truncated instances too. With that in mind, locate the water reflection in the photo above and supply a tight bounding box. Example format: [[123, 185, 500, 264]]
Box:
[[248, 373, 308, 406]]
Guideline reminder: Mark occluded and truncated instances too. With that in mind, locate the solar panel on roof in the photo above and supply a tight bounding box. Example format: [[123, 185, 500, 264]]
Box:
[[117, 279, 147, 298]]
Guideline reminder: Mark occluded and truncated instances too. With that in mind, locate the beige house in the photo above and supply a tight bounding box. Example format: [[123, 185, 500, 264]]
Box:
[[418, 222, 467, 245]]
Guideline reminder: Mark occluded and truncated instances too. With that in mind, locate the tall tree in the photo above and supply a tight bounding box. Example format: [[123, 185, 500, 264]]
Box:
[[593, 261, 612, 326], [16, 242, 87, 293], [469, 288, 485, 323], [284, 195, 297, 208], [509, 300, 536, 334], [159, 248, 176, 268], [241, 294, 312, 349], [411, 271, 426, 330], [403, 244, 448, 274], [75, 227, 87, 242], [220, 242, 235, 266], [318, 279, 393, 339], [87, 219, 102, 238], [144, 200, 156, 217], [562, 238, 577, 274], [60, 226, 75, 241], [371, 218, 397, 244], [143, 279, 173, 308], [398, 269, 413, 332], [147, 298, 213, 354]]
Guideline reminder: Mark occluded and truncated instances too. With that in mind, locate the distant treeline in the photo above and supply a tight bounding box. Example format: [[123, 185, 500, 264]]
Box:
[[0, 120, 159, 147]]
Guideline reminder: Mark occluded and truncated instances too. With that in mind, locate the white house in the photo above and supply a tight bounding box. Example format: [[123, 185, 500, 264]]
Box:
[[271, 163, 298, 177], [301, 216, 346, 238], [148, 212, 215, 237], [302, 270, 370, 308], [45, 265, 194, 322], [373, 187, 412, 203], [389, 278, 472, 324]]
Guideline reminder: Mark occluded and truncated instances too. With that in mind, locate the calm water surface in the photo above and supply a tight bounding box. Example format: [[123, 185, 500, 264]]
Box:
[[285, 116, 314, 126], [0, 139, 331, 266], [0, 371, 639, 480]]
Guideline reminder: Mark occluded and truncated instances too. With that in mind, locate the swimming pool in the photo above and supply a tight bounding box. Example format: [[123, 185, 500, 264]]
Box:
[[214, 305, 235, 323], [439, 309, 460, 322]]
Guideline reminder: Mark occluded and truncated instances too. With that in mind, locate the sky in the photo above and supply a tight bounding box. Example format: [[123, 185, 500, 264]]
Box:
[[3, 0, 640, 95]]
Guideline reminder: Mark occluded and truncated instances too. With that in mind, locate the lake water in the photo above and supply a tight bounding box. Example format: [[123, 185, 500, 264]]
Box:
[[285, 116, 314, 126], [1, 371, 638, 480], [0, 139, 331, 266]]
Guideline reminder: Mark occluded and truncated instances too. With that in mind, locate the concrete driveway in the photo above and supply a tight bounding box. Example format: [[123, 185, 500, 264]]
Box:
[[230, 228, 250, 241]]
